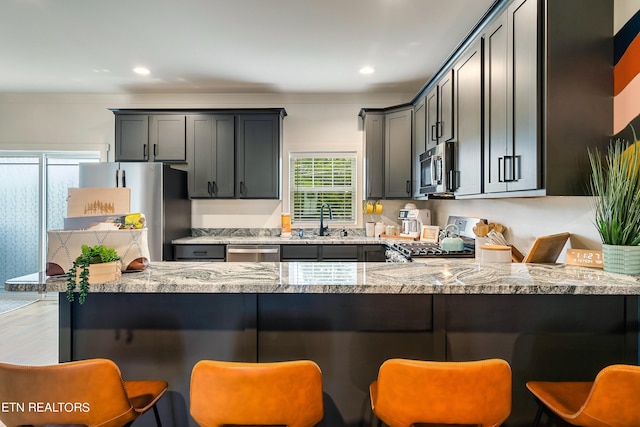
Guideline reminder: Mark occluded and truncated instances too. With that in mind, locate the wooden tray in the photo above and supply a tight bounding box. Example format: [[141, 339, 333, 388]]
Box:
[[379, 233, 418, 241]]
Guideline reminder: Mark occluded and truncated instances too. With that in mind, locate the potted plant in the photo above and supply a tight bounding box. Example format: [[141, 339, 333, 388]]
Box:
[[588, 127, 640, 274], [66, 244, 121, 304]]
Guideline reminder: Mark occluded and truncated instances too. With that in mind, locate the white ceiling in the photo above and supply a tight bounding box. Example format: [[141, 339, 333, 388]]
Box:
[[0, 0, 496, 94]]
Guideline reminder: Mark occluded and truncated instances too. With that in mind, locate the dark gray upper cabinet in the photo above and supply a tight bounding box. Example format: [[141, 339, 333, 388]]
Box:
[[361, 107, 413, 199], [149, 115, 187, 162], [115, 115, 149, 161], [385, 108, 413, 198], [115, 109, 285, 200], [480, 0, 611, 197], [453, 38, 483, 197], [426, 71, 454, 151], [187, 113, 282, 199], [114, 114, 186, 162], [186, 114, 235, 198], [236, 114, 280, 199], [484, 0, 538, 194], [362, 111, 385, 199], [483, 11, 509, 194], [404, 0, 611, 199]]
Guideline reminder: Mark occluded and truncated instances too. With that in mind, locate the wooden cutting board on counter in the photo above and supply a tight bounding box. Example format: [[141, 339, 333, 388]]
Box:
[[379, 233, 418, 241], [522, 232, 570, 263]]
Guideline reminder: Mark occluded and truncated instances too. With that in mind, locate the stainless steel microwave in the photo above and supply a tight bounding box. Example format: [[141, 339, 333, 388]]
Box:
[[419, 142, 454, 196]]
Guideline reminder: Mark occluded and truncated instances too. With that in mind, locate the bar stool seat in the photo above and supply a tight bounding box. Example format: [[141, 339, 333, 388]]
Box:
[[526, 364, 640, 426], [370, 358, 512, 427], [0, 358, 167, 427], [190, 360, 324, 427]]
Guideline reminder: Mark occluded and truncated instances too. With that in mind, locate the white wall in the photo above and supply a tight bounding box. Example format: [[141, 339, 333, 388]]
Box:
[[615, 0, 640, 33], [0, 92, 410, 229], [426, 197, 599, 262]]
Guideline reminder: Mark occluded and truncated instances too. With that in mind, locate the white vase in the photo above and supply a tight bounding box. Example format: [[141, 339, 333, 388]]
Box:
[[602, 244, 640, 275]]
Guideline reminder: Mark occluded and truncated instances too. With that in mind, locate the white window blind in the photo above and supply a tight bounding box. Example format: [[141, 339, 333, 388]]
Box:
[[290, 153, 356, 223]]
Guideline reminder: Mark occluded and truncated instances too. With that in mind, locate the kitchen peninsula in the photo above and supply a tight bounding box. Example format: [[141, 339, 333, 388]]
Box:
[[6, 261, 640, 427]]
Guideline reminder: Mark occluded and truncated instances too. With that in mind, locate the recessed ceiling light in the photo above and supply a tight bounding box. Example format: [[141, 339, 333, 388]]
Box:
[[133, 67, 150, 75], [359, 66, 375, 75]]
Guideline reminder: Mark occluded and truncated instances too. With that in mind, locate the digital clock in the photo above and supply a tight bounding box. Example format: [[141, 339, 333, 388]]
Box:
[[565, 249, 603, 268]]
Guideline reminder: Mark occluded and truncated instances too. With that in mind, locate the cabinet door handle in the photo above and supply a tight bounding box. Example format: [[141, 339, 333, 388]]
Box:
[[499, 156, 518, 182], [212, 181, 217, 195], [437, 121, 443, 139], [207, 181, 212, 196], [406, 180, 411, 194], [240, 181, 245, 195], [143, 144, 147, 159], [227, 248, 279, 254], [431, 125, 437, 141], [504, 156, 515, 182], [153, 144, 157, 157]]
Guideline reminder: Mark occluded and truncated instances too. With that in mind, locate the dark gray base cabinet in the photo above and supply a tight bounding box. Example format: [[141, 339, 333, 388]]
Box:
[[173, 244, 225, 261], [280, 244, 386, 262], [59, 293, 637, 427]]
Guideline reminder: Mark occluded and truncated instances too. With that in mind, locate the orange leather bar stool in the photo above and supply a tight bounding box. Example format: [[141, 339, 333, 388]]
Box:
[[370, 358, 512, 427], [0, 358, 167, 427], [190, 360, 324, 427], [526, 364, 640, 426]]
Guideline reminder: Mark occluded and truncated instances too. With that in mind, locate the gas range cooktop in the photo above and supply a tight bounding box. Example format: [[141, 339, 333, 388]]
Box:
[[389, 241, 475, 259], [386, 215, 485, 261]]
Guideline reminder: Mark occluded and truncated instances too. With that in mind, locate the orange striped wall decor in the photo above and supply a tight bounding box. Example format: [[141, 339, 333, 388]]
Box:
[[614, 9, 640, 137]]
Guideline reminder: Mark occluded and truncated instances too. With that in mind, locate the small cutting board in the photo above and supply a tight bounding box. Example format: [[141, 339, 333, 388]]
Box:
[[522, 232, 570, 263]]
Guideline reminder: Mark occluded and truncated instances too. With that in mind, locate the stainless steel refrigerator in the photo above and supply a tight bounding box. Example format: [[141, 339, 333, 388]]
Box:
[[79, 162, 191, 261]]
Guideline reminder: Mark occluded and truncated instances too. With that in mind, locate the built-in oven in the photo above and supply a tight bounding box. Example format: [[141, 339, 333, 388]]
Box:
[[419, 142, 454, 196]]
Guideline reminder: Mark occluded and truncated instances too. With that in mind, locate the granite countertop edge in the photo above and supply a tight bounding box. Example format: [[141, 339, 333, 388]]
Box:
[[6, 260, 640, 296], [172, 235, 390, 245]]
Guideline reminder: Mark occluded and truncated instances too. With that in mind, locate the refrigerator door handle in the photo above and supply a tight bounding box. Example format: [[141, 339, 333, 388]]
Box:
[[115, 169, 119, 187], [122, 169, 126, 188]]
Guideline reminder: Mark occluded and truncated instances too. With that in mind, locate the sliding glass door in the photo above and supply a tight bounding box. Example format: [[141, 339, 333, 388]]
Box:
[[0, 153, 99, 292]]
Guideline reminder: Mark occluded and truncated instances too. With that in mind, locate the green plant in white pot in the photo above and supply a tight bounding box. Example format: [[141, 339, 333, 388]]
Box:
[[588, 129, 640, 274]]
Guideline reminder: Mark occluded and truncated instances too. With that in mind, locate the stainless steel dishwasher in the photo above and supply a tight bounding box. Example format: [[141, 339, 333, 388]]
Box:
[[226, 245, 280, 262]]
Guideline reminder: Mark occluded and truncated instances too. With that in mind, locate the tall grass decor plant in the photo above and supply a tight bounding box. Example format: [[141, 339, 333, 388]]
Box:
[[589, 128, 640, 274], [588, 139, 640, 246]]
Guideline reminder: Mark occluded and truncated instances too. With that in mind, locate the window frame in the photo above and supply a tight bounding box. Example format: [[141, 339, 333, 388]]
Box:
[[288, 151, 357, 226]]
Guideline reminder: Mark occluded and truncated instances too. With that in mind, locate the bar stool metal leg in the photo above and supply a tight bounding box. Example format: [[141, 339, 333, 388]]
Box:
[[153, 404, 163, 427]]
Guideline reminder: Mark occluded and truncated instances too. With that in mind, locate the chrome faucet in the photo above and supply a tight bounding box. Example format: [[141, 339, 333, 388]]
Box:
[[319, 202, 333, 236]]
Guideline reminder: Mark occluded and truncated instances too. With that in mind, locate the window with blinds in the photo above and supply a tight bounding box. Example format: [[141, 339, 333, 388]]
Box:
[[289, 153, 357, 223]]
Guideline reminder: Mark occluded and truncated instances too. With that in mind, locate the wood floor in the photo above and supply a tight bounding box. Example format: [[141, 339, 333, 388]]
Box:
[[0, 297, 58, 365]]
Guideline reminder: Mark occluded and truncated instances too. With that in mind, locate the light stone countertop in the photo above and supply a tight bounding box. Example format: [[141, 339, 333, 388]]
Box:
[[6, 260, 640, 295]]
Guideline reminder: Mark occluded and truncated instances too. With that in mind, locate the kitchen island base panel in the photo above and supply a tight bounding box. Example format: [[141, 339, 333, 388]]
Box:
[[59, 293, 637, 427]]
